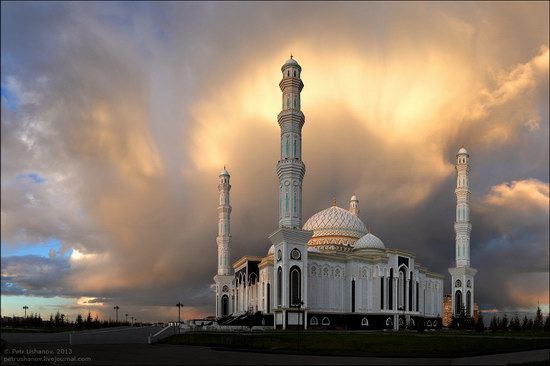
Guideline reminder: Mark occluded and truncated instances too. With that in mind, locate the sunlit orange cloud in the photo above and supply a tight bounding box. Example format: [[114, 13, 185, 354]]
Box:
[[90, 104, 164, 186], [484, 179, 549, 213], [188, 42, 481, 206], [509, 288, 550, 309]]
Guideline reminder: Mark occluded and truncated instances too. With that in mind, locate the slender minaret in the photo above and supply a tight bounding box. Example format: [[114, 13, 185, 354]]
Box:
[[212, 167, 234, 318], [349, 194, 360, 216], [217, 167, 232, 275], [269, 56, 313, 329], [276, 55, 306, 229], [454, 147, 471, 267], [449, 146, 477, 317]]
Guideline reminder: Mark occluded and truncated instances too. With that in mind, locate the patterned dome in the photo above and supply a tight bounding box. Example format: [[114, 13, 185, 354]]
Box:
[[303, 205, 367, 240], [354, 233, 385, 250]]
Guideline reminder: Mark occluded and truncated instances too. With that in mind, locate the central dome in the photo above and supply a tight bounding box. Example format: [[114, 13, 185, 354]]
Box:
[[303, 205, 367, 251]]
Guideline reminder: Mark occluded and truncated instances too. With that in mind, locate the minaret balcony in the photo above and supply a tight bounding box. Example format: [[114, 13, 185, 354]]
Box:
[[276, 159, 306, 178]]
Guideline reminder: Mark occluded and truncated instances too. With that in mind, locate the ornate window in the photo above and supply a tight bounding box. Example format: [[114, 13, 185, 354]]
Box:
[[455, 279, 462, 287], [221, 295, 229, 317], [385, 317, 392, 326], [427, 320, 432, 327], [285, 191, 289, 215], [289, 266, 301, 306], [285, 137, 289, 157], [310, 316, 318, 326], [277, 267, 282, 306], [222, 285, 229, 293], [290, 249, 301, 260], [467, 280, 471, 288], [322, 317, 330, 326], [293, 190, 297, 215], [361, 317, 368, 326], [455, 290, 462, 315]]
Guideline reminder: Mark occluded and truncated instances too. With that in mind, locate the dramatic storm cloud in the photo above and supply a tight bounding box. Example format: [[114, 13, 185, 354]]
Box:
[[1, 2, 548, 321]]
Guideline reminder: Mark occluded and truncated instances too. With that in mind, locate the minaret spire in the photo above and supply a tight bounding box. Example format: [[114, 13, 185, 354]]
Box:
[[277, 55, 305, 228], [449, 146, 477, 318], [217, 167, 232, 275]]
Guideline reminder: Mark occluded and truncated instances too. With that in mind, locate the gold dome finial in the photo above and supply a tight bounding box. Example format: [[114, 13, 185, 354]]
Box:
[[290, 53, 293, 59], [332, 196, 336, 206]]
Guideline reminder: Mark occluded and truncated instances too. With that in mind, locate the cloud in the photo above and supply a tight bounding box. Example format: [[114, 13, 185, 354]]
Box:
[[471, 179, 549, 310], [1, 2, 548, 320]]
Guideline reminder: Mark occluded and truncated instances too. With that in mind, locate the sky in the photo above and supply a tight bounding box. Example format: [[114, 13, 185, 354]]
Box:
[[1, 1, 548, 323]]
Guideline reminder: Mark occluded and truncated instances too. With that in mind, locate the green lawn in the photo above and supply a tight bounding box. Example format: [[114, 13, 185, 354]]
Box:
[[162, 331, 550, 356]]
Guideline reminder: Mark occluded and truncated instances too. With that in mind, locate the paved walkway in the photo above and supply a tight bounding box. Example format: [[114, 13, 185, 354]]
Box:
[[2, 329, 549, 365], [1, 342, 548, 365]]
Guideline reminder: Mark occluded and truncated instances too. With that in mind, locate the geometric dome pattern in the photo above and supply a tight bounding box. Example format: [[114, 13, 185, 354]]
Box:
[[354, 232, 385, 250], [303, 205, 368, 240]]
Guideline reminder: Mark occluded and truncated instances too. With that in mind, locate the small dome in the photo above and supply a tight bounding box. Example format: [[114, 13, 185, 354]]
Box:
[[354, 233, 385, 250], [267, 245, 274, 255], [303, 205, 367, 239], [350, 194, 358, 201], [457, 146, 468, 155], [219, 168, 230, 176], [281, 55, 301, 71]]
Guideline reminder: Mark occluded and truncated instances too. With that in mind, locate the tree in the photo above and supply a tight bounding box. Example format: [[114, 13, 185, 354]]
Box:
[[54, 311, 61, 327], [86, 311, 93, 329], [475, 312, 485, 332], [521, 315, 530, 331], [543, 315, 550, 332], [489, 315, 499, 331], [509, 314, 521, 331], [75, 314, 83, 329], [500, 313, 509, 331], [533, 305, 544, 331]]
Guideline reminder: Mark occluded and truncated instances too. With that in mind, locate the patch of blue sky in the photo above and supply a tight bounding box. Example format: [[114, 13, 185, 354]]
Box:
[[16, 172, 46, 184], [0, 295, 75, 317], [1, 238, 67, 258], [1, 84, 19, 110]]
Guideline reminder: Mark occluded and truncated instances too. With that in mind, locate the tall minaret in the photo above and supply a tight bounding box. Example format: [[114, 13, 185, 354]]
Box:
[[276, 55, 306, 229], [449, 146, 477, 318], [269, 56, 313, 329], [212, 167, 234, 318], [217, 167, 232, 275]]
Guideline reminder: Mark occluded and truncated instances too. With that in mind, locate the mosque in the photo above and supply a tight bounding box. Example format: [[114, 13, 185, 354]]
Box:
[[212, 56, 475, 330]]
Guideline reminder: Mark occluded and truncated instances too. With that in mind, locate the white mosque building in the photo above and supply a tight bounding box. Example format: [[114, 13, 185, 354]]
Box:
[[212, 56, 474, 330]]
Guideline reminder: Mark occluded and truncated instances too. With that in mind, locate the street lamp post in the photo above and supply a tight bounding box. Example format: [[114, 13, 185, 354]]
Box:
[[113, 306, 119, 324], [23, 305, 28, 328], [131, 316, 134, 325], [176, 302, 184, 334], [125, 313, 129, 324]]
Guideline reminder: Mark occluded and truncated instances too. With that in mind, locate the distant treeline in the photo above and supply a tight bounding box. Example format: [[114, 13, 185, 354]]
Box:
[[450, 305, 550, 332], [1, 311, 134, 329]]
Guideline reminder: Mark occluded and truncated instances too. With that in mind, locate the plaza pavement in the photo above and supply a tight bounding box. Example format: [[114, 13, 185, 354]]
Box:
[[1, 327, 548, 365]]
